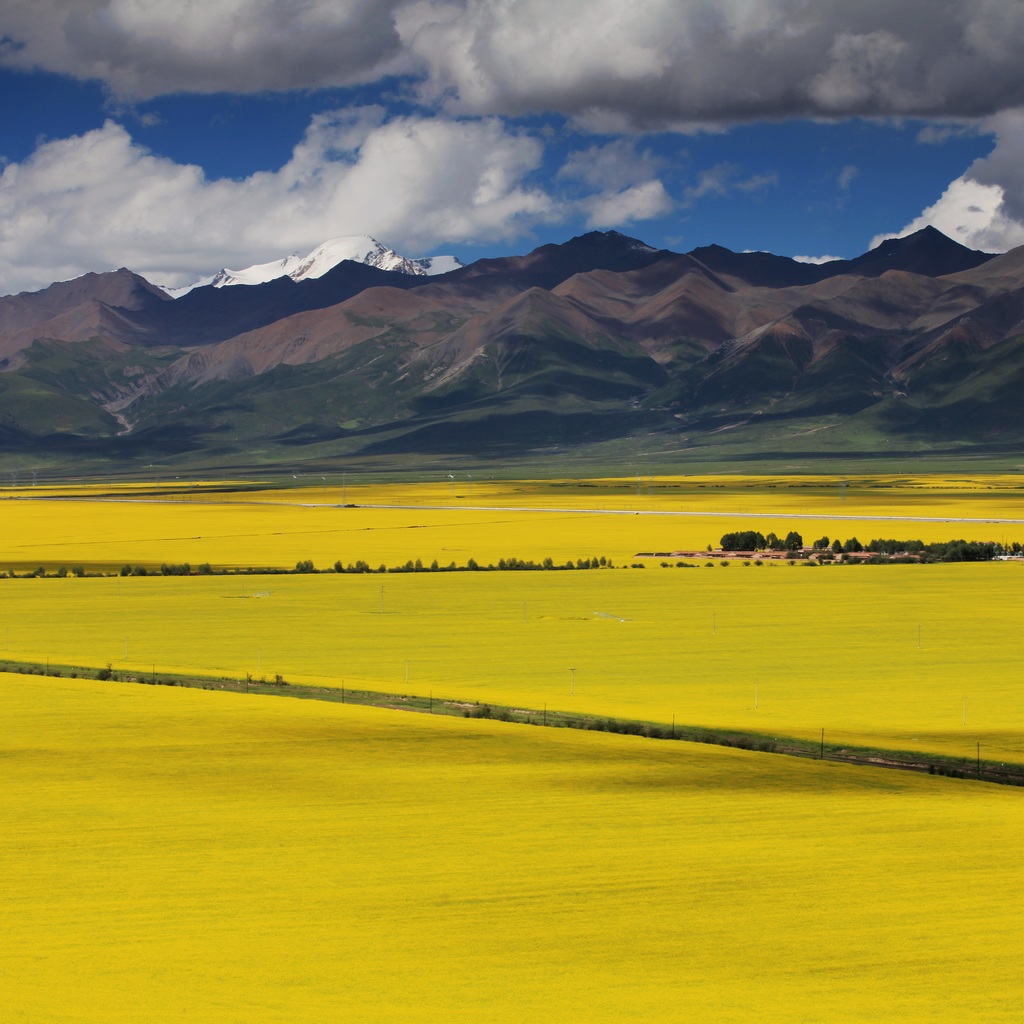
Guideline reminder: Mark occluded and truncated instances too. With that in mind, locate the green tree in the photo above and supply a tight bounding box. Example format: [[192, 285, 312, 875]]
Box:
[[720, 530, 766, 551]]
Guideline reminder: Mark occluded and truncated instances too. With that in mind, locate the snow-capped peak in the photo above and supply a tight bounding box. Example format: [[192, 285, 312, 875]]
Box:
[[164, 237, 464, 296]]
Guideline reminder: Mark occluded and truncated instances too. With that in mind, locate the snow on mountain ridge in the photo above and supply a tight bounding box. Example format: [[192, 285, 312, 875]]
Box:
[[164, 236, 463, 296]]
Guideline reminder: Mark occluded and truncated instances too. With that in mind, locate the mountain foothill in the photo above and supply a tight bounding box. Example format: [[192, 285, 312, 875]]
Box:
[[2, 225, 1023, 467]]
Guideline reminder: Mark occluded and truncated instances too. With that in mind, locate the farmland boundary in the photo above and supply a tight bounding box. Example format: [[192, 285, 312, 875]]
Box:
[[3, 657, 1021, 788]]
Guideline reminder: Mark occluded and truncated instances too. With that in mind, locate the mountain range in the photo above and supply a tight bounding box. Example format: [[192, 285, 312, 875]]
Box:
[[2, 225, 1023, 470], [164, 236, 463, 296]]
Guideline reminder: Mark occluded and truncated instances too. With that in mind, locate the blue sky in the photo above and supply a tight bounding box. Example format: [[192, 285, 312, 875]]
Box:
[[2, 2, 1024, 294]]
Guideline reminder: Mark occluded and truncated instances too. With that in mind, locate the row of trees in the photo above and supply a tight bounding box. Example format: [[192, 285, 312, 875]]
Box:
[[2, 563, 213, 579], [719, 530, 1019, 562], [717, 533, 888, 554], [822, 537, 1011, 560], [330, 555, 614, 574], [719, 530, 804, 551], [864, 538, 1011, 561], [3, 556, 617, 579]]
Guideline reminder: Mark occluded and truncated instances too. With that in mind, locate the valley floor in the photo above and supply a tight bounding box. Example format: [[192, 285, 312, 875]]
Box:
[[1, 474, 1022, 1021]]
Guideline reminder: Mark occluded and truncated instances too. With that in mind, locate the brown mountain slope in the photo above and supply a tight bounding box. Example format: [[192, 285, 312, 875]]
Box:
[[106, 233, 1024, 427], [149, 283, 497, 390], [937, 244, 1024, 297], [6, 227, 1024, 462], [410, 286, 643, 390], [0, 300, 163, 365], [0, 270, 170, 361], [0, 268, 168, 334]]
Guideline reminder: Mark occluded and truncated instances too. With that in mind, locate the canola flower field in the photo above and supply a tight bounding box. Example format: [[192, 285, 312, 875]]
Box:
[[2, 674, 1022, 1024], [2, 564, 1023, 763], [2, 474, 1024, 1022], [2, 474, 1024, 764], [5, 472, 1024, 572]]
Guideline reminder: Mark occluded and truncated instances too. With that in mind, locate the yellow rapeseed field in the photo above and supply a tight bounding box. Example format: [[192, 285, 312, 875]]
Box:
[[2, 475, 1023, 764], [1, 674, 1021, 1024], [242, 472, 1024, 521], [4, 473, 1024, 571], [2, 563, 1022, 763]]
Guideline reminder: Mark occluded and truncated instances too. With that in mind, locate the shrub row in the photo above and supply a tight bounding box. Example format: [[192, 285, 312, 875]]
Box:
[[459, 702, 779, 749], [331, 555, 614, 574], [3, 556, 615, 579]]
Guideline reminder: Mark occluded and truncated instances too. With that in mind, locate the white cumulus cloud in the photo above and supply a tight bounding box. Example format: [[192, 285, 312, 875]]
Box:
[[792, 254, 843, 265], [558, 139, 666, 193], [8, 2, 1024, 289], [581, 181, 673, 229], [869, 178, 1024, 254], [558, 139, 673, 228], [871, 108, 1024, 253], [0, 113, 561, 293]]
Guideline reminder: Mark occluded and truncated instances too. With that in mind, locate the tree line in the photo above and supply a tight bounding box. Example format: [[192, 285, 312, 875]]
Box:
[[2, 556, 616, 579], [329, 555, 614, 573], [718, 531, 1020, 562], [719, 530, 804, 551]]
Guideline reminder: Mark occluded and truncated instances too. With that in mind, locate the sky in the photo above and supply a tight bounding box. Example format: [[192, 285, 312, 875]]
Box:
[[3, 1, 1024, 295]]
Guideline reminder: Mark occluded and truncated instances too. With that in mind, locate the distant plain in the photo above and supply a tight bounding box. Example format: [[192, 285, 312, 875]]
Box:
[[3, 474, 1023, 762]]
